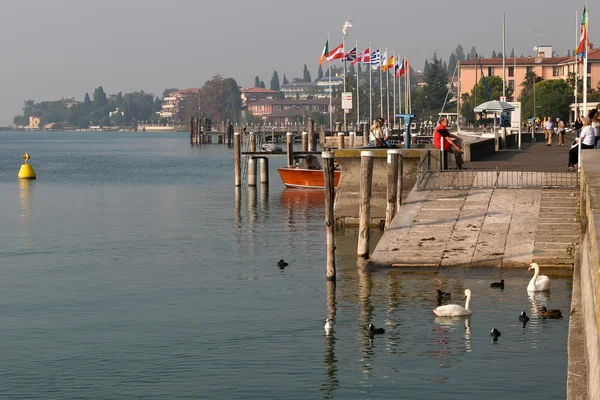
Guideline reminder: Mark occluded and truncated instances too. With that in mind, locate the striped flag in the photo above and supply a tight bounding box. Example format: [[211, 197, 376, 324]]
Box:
[[353, 48, 370, 64], [576, 6, 588, 59], [344, 47, 357, 62], [319, 39, 329, 65], [382, 56, 394, 73], [395, 58, 406, 78], [326, 43, 345, 62], [370, 49, 381, 66]]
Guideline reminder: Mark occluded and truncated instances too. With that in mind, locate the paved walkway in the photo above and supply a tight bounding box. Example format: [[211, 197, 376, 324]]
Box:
[[369, 141, 580, 270], [465, 139, 572, 170]]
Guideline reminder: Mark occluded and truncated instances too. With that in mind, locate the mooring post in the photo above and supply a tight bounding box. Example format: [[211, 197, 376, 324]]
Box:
[[349, 131, 355, 148], [337, 132, 345, 149], [249, 132, 256, 153], [286, 132, 294, 167], [323, 151, 336, 281], [335, 121, 342, 132], [301, 132, 308, 152], [234, 132, 241, 186], [385, 149, 401, 230], [357, 151, 374, 258], [397, 153, 404, 212], [308, 119, 316, 151], [271, 127, 275, 144], [248, 157, 257, 187], [259, 158, 269, 185], [190, 117, 195, 144]]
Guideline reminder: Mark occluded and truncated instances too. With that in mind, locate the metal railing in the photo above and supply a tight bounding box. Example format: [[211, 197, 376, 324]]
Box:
[[417, 150, 579, 190]]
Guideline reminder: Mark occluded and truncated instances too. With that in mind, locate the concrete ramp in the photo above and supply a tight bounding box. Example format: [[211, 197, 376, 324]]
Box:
[[369, 186, 579, 270]]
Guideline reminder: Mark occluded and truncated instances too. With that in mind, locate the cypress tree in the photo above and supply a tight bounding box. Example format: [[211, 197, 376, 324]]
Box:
[[270, 71, 280, 91]]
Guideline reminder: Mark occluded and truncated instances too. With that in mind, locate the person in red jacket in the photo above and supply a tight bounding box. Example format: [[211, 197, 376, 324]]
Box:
[[434, 117, 464, 169]]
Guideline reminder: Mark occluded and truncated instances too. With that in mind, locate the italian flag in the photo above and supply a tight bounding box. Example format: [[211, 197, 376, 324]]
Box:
[[320, 40, 329, 65]]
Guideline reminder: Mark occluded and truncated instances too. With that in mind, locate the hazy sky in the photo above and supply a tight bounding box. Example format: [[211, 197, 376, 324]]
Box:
[[0, 0, 588, 125]]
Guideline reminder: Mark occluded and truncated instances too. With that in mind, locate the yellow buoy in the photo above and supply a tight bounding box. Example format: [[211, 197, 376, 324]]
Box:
[[18, 153, 36, 179]]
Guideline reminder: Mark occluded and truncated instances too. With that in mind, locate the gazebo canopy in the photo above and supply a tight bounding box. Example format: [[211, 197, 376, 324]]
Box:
[[473, 100, 515, 113]]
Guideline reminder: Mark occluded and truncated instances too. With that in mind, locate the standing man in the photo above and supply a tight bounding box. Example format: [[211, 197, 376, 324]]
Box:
[[543, 117, 554, 146], [434, 117, 464, 169], [556, 118, 565, 147]]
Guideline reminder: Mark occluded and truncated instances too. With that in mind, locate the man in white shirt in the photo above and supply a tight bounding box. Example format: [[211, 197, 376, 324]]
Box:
[[543, 117, 554, 146]]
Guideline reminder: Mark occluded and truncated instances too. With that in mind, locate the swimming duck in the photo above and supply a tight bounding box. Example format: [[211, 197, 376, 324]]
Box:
[[540, 306, 563, 319], [490, 279, 505, 288], [519, 311, 530, 327], [433, 289, 473, 317], [490, 328, 501, 341], [368, 323, 385, 334], [277, 259, 289, 269], [324, 318, 334, 334], [527, 263, 550, 292], [436, 289, 451, 298]]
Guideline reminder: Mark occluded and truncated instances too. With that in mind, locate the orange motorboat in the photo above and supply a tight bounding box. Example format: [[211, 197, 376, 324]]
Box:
[[277, 167, 341, 189]]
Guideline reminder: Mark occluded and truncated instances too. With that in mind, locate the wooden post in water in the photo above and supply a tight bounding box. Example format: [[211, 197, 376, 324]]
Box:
[[301, 132, 308, 152], [397, 153, 403, 212], [337, 132, 345, 149], [248, 157, 257, 187], [259, 158, 269, 185], [286, 132, 294, 167], [349, 131, 355, 148], [335, 121, 342, 132], [234, 132, 241, 186], [308, 119, 316, 151], [271, 127, 275, 144], [190, 117, 195, 144], [249, 132, 256, 153], [357, 151, 374, 258], [323, 151, 336, 281], [385, 149, 401, 230]]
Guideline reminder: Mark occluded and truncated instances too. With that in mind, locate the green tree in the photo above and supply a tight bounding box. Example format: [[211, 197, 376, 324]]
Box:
[[201, 75, 242, 123], [498, 52, 503, 58], [567, 49, 571, 57], [460, 93, 476, 124], [491, 50, 497, 58], [317, 65, 324, 80], [259, 81, 265, 89], [521, 71, 543, 90], [422, 53, 448, 112], [254, 76, 260, 87], [447, 52, 457, 76], [84, 93, 92, 106], [455, 45, 466, 62], [509, 48, 515, 58], [283, 74, 289, 85], [93, 86, 107, 106], [162, 88, 178, 98], [270, 71, 280, 91], [13, 115, 28, 126], [303, 64, 312, 82], [467, 46, 477, 60], [471, 75, 510, 103], [423, 59, 431, 75]]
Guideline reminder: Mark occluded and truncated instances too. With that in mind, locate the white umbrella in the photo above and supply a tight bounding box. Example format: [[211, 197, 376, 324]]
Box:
[[473, 100, 515, 113]]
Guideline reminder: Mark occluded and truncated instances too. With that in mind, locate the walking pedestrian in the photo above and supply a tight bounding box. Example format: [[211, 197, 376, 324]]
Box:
[[543, 117, 554, 146], [557, 118, 565, 146]]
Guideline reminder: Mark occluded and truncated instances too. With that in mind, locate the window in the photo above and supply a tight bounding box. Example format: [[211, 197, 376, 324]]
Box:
[[588, 77, 592, 88], [526, 66, 533, 73], [488, 67, 495, 76], [508, 67, 514, 77], [588, 63, 592, 74], [552, 66, 559, 77], [508, 80, 514, 90]]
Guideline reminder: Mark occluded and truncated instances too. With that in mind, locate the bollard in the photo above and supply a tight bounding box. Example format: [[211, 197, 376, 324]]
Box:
[[234, 132, 241, 186], [259, 158, 269, 185], [308, 119, 316, 151], [357, 151, 374, 257], [337, 132, 345, 149], [385, 149, 401, 230], [335, 121, 342, 132], [249, 132, 256, 153], [397, 153, 404, 212], [286, 132, 294, 167], [190, 117, 195, 144], [323, 151, 336, 281], [349, 131, 355, 148], [301, 132, 308, 152], [248, 157, 257, 187]]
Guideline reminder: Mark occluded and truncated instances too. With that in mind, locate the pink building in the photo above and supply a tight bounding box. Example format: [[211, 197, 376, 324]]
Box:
[[459, 47, 600, 102]]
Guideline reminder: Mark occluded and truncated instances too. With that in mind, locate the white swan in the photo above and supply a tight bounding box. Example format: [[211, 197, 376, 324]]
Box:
[[527, 263, 550, 292], [433, 289, 472, 317]]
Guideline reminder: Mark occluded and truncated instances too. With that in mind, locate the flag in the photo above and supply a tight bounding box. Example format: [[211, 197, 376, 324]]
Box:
[[370, 49, 381, 65], [320, 40, 329, 65], [326, 43, 345, 62], [353, 48, 370, 64], [395, 59, 406, 78], [576, 6, 588, 58], [382, 56, 394, 73], [380, 51, 388, 69], [344, 47, 357, 62]]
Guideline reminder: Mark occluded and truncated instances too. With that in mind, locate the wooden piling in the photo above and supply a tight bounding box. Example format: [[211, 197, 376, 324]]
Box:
[[249, 132, 256, 153], [335, 121, 342, 132], [349, 131, 355, 148], [271, 127, 275, 144], [190, 117, 195, 144], [337, 132, 345, 149], [259, 157, 269, 184], [323, 151, 336, 281], [248, 157, 257, 187], [357, 151, 374, 258], [286, 132, 293, 167], [234, 132, 241, 186], [301, 132, 308, 152], [397, 153, 403, 212], [308, 119, 316, 151], [385, 149, 401, 230]]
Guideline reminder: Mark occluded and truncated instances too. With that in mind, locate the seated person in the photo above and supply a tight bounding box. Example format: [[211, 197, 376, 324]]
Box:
[[434, 117, 464, 169], [569, 116, 595, 170]]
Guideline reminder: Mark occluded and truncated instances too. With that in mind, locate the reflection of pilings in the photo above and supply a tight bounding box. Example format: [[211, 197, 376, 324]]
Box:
[[248, 186, 257, 225], [358, 267, 374, 358], [322, 279, 338, 397], [386, 273, 401, 354], [235, 186, 242, 227], [19, 179, 32, 247], [260, 183, 269, 212]]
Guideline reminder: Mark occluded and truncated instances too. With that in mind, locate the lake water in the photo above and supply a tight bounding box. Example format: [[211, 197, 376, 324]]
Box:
[[0, 131, 571, 399]]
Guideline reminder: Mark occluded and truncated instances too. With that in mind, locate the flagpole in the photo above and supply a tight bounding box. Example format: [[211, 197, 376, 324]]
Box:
[[583, 4, 588, 119], [399, 58, 402, 118], [379, 46, 383, 118], [407, 57, 411, 114], [356, 40, 360, 131], [393, 50, 396, 128], [575, 9, 579, 121], [386, 48, 390, 126], [328, 34, 332, 133], [343, 36, 347, 132], [369, 43, 372, 125]]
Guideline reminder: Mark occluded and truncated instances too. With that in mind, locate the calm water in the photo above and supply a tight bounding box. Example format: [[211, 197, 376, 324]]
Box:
[[0, 131, 571, 399]]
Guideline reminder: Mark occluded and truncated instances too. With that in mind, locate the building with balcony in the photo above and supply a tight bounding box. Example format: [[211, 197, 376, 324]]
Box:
[[159, 88, 202, 124], [240, 87, 282, 106], [247, 99, 330, 124]]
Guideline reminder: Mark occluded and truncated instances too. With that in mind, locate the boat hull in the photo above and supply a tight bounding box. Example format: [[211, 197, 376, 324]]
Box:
[[277, 168, 341, 189]]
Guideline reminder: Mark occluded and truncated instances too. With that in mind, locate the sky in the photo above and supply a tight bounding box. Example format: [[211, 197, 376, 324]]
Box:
[[0, 0, 590, 125]]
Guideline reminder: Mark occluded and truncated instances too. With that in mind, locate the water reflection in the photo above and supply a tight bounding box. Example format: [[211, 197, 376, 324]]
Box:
[[235, 186, 242, 227], [279, 189, 325, 210], [248, 186, 257, 225], [19, 179, 33, 247], [321, 280, 338, 398]]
